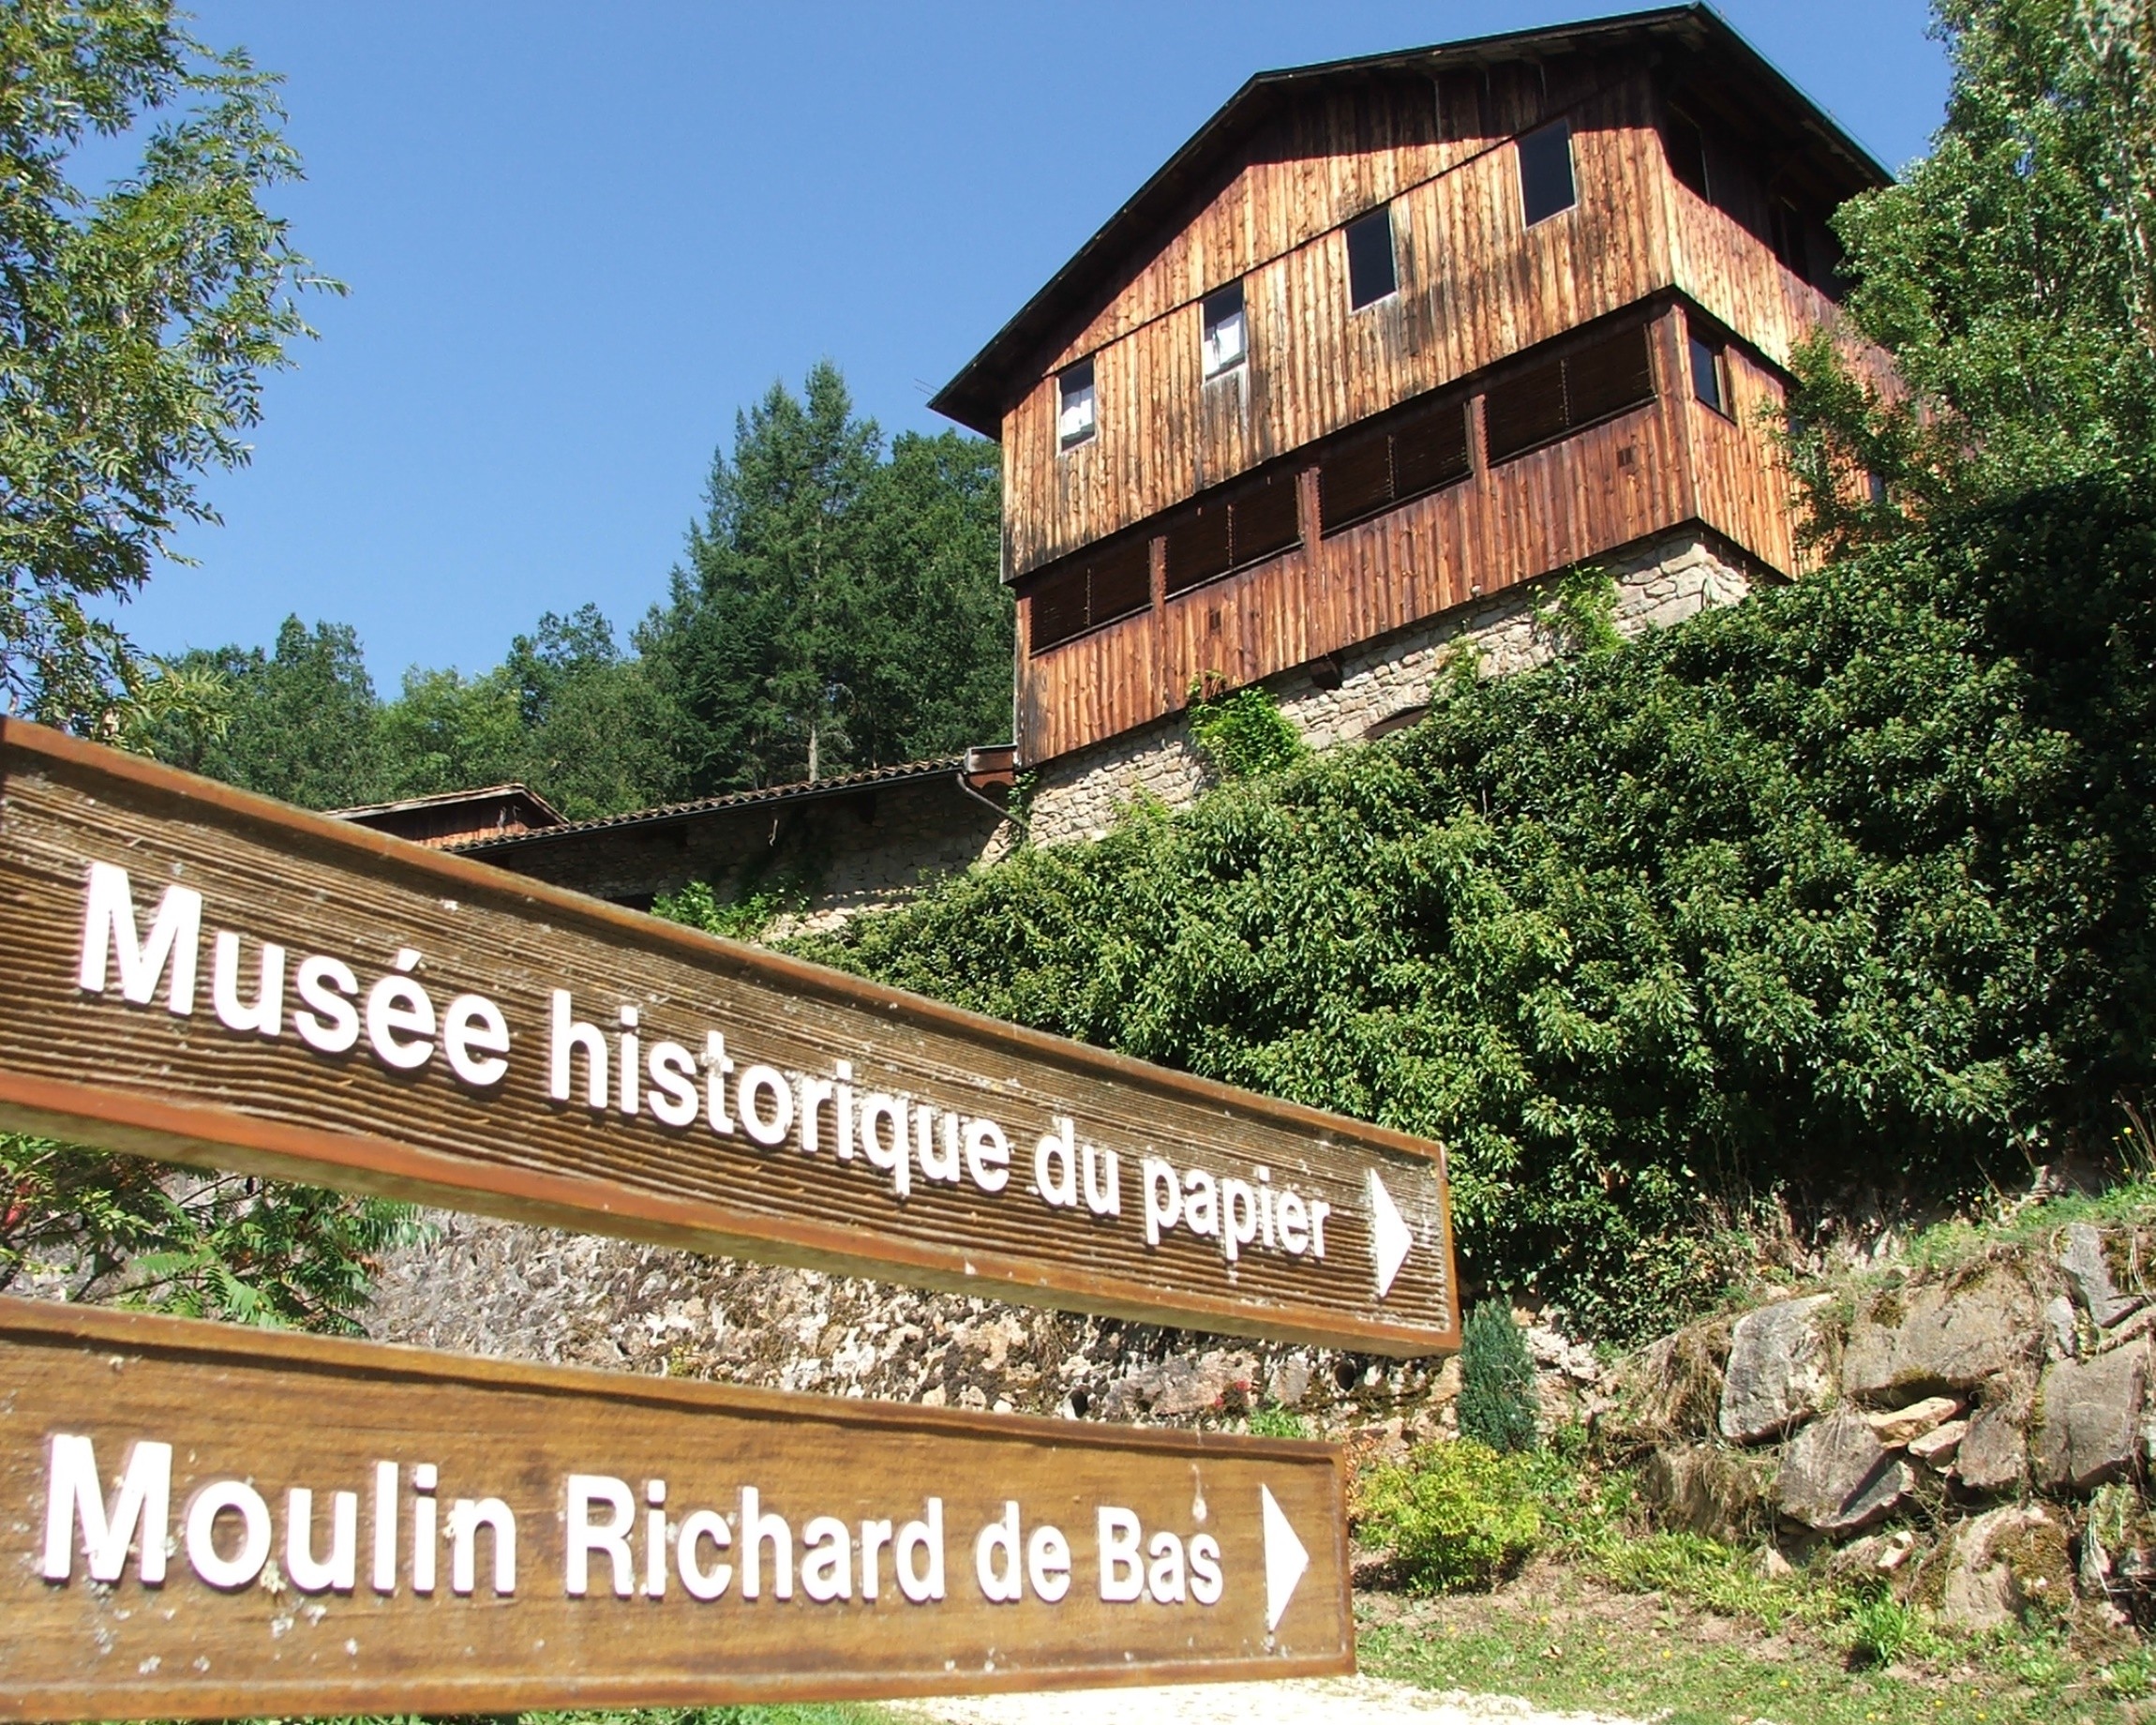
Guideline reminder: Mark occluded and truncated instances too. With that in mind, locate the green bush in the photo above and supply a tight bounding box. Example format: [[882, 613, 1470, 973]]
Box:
[[1186, 683, 1306, 780], [1458, 1300, 1539, 1452], [1355, 1439, 1543, 1592], [795, 474, 2156, 1338]]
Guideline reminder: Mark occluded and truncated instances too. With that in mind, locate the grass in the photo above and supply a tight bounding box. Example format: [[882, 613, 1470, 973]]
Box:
[[1360, 1586, 2156, 1725]]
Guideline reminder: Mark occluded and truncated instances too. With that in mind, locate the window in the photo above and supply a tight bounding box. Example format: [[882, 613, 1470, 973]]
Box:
[[1664, 110, 1709, 200], [1518, 120, 1577, 226], [1769, 199, 1806, 278], [1026, 534, 1150, 654], [1162, 468, 1302, 596], [1483, 322, 1655, 464], [1345, 207, 1397, 309], [1057, 358, 1096, 450], [1201, 280, 1247, 379], [1318, 397, 1472, 534], [1689, 330, 1729, 416]]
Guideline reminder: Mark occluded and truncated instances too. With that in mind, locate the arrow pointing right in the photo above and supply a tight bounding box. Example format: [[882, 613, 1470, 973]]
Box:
[[1367, 1169, 1413, 1300], [1259, 1483, 1310, 1633]]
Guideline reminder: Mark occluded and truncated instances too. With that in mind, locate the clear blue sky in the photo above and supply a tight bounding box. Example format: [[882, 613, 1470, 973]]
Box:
[[127, 2, 1952, 686]]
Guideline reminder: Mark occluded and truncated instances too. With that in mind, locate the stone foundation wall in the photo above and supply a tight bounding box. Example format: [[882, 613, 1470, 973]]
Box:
[[1026, 529, 1759, 848]]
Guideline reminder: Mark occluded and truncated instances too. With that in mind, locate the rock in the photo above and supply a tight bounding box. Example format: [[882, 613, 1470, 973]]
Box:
[[2044, 1295, 2079, 1361], [1908, 1418, 1969, 1466], [1830, 1528, 1919, 1581], [2060, 1222, 2142, 1327], [1843, 1268, 2039, 1403], [1938, 1505, 2073, 1631], [1759, 1545, 1794, 1580], [1643, 1444, 1770, 1542], [1954, 1402, 2028, 1493], [1102, 1349, 1259, 1420], [1526, 1324, 1601, 1385], [1865, 1395, 1961, 1448], [1777, 1410, 1913, 1534], [1718, 1295, 1836, 1443], [1424, 1355, 1463, 1407], [2032, 1342, 2148, 1492], [1266, 1355, 1312, 1409]]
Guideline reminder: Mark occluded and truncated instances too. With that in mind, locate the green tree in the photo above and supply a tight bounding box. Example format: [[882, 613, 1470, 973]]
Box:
[[159, 617, 384, 808], [0, 0, 334, 726], [643, 364, 1012, 794], [1457, 1301, 1539, 1453], [1787, 0, 2155, 550], [501, 605, 678, 818], [646, 362, 879, 792]]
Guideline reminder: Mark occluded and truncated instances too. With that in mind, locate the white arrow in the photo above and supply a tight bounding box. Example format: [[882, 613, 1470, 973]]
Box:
[[1367, 1169, 1413, 1300], [1259, 1483, 1309, 1633]]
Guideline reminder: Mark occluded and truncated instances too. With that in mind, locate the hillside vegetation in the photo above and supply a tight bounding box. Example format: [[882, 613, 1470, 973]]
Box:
[[798, 476, 2156, 1338]]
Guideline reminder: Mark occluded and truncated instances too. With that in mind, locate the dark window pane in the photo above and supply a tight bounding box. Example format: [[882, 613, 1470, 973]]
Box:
[[1392, 399, 1472, 500], [1565, 323, 1655, 427], [1770, 200, 1807, 279], [1484, 352, 1570, 461], [1057, 356, 1096, 448], [1346, 207, 1397, 308], [1690, 334, 1726, 414], [1085, 536, 1153, 627], [1519, 121, 1576, 226], [1163, 502, 1233, 596], [1028, 568, 1089, 654], [1231, 471, 1302, 566], [1318, 428, 1394, 533], [1664, 112, 1708, 199], [1201, 280, 1247, 378]]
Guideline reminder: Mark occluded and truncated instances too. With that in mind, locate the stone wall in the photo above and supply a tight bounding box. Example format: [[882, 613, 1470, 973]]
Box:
[[1026, 528, 1759, 848]]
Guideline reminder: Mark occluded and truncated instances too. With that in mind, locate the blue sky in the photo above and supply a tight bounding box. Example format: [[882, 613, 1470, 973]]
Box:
[[129, 2, 1952, 686]]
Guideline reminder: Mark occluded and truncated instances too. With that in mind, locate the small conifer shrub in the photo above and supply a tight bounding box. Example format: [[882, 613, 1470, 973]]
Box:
[[1457, 1299, 1538, 1453]]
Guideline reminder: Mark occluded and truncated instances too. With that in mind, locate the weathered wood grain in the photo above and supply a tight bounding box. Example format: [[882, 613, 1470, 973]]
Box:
[[0, 1298, 1351, 1718], [0, 722, 1459, 1357]]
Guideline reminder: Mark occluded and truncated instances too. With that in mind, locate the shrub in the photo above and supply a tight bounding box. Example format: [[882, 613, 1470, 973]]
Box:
[[1186, 682, 1306, 780], [1458, 1300, 1539, 1452], [1355, 1438, 1543, 1592], [796, 474, 2156, 1339]]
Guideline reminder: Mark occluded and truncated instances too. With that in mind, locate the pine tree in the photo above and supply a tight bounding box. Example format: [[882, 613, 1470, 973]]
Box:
[[1456, 1302, 1540, 1453]]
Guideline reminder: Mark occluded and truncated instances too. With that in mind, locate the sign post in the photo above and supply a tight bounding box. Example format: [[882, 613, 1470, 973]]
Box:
[[0, 719, 1459, 1355], [0, 1298, 1350, 1720]]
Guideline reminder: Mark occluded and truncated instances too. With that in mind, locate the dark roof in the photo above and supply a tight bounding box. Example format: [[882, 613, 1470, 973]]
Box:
[[454, 757, 969, 855], [929, 4, 1893, 438], [328, 782, 565, 827]]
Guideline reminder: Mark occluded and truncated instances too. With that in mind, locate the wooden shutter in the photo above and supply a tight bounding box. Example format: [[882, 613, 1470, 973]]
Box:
[[1027, 566, 1089, 654], [1565, 323, 1655, 428], [1085, 535, 1153, 627], [1318, 428, 1394, 533], [1230, 470, 1301, 566], [1163, 503, 1233, 597], [1484, 352, 1569, 462], [1391, 399, 1472, 502]]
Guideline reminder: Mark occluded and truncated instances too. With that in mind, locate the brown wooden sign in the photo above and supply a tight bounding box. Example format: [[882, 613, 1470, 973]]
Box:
[[0, 720, 1458, 1354], [0, 1298, 1350, 1718]]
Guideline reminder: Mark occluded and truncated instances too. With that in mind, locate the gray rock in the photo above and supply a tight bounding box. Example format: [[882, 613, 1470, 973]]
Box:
[[2033, 1342, 2148, 1492], [2044, 1295, 2080, 1361], [1718, 1294, 1835, 1443], [1939, 1505, 2072, 1631], [1777, 1409, 1913, 1533], [1908, 1418, 1969, 1467], [1955, 1401, 2028, 1493], [1103, 1349, 1259, 1420], [1266, 1355, 1312, 1409], [2060, 1222, 2142, 1327], [1843, 1269, 2039, 1402]]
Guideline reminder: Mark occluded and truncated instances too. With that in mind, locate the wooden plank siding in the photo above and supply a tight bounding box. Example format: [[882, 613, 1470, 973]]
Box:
[[999, 55, 1891, 765]]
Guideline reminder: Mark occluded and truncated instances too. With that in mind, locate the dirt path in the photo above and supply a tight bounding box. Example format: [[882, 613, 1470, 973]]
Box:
[[890, 1676, 1640, 1724]]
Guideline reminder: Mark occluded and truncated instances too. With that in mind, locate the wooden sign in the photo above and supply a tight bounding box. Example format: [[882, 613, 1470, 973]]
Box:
[[0, 719, 1458, 1355], [0, 1298, 1350, 1718]]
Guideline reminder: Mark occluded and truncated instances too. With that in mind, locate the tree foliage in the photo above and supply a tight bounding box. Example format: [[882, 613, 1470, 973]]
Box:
[[1788, 0, 2155, 549], [0, 1135, 422, 1330], [641, 362, 1011, 793], [1458, 1301, 1540, 1453], [0, 0, 333, 726]]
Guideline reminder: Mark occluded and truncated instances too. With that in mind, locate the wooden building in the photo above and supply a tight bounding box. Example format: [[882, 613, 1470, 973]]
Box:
[[330, 783, 565, 850], [932, 4, 1891, 842]]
